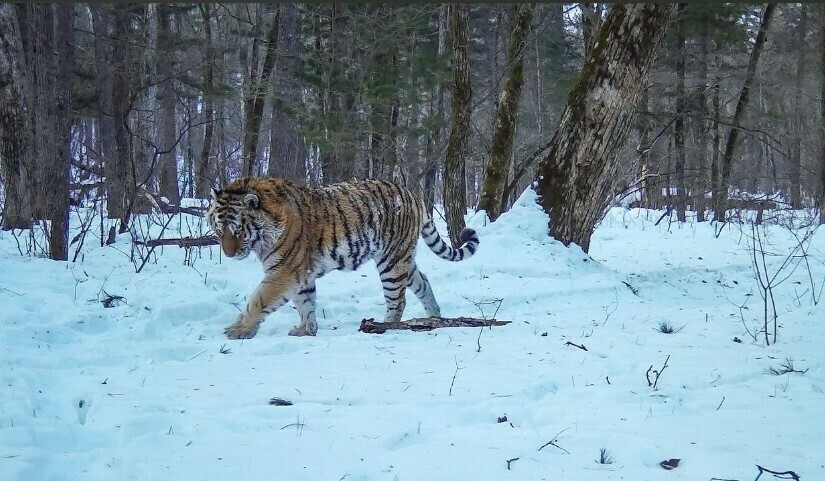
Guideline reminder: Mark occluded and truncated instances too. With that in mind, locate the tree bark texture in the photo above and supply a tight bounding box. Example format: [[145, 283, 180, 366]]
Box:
[[0, 4, 31, 229], [48, 3, 73, 260], [820, 3, 825, 224], [443, 3, 471, 246], [477, 3, 535, 222], [533, 3, 675, 252], [714, 4, 775, 222]]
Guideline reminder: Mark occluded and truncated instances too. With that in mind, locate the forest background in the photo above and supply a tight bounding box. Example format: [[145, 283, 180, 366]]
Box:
[[1, 3, 823, 260]]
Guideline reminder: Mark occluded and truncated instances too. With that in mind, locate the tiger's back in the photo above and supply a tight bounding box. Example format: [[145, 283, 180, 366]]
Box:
[[207, 177, 479, 338]]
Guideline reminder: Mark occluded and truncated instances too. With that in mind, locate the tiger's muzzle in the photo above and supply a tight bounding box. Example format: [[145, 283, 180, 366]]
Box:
[[220, 231, 244, 258]]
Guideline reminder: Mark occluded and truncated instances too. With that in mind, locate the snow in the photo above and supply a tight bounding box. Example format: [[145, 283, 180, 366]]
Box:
[[2, 189, 824, 481]]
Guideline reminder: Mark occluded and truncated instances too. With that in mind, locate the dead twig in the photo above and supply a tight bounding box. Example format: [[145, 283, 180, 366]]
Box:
[[564, 341, 588, 351], [646, 354, 670, 389], [538, 427, 570, 454], [754, 464, 800, 480]]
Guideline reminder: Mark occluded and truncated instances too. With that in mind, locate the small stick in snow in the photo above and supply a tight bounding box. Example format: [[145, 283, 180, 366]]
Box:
[[754, 464, 800, 481], [269, 397, 293, 406], [448, 356, 463, 396], [646, 354, 670, 389], [716, 396, 725, 411], [538, 427, 571, 454], [564, 341, 588, 351], [506, 457, 520, 470]]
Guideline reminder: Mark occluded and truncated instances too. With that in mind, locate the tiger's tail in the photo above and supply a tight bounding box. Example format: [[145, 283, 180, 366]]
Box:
[[420, 219, 479, 262]]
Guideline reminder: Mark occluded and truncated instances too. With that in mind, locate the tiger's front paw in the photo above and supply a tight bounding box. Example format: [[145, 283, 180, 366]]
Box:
[[224, 321, 259, 339], [288, 322, 317, 337]]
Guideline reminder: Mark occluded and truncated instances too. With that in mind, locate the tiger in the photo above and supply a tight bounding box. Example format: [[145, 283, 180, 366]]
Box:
[[206, 177, 480, 339]]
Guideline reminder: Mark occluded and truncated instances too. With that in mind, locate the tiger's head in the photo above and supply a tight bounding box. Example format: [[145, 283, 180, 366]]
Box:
[[206, 181, 283, 260]]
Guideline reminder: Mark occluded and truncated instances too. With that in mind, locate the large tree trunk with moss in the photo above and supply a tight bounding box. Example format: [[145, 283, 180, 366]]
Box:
[[443, 3, 471, 246], [533, 4, 674, 252], [477, 3, 534, 222], [713, 4, 774, 222]]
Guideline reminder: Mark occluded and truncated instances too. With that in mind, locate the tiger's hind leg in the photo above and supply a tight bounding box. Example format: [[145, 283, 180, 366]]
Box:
[[288, 280, 318, 336], [377, 257, 411, 324], [407, 263, 441, 318]]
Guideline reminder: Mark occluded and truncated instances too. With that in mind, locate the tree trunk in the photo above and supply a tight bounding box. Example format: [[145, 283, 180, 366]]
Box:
[[580, 3, 602, 58], [0, 4, 31, 230], [443, 3, 471, 246], [710, 78, 721, 214], [695, 22, 709, 222], [266, 3, 305, 184], [157, 6, 180, 204], [422, 4, 449, 218], [789, 4, 806, 209], [195, 4, 216, 198], [477, 3, 534, 221], [714, 4, 775, 222], [673, 3, 687, 222], [242, 6, 279, 178], [820, 3, 825, 224], [47, 3, 73, 260], [533, 4, 675, 252], [637, 87, 655, 208], [105, 4, 135, 228]]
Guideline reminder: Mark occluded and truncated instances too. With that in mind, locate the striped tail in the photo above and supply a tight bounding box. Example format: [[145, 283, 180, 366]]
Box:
[[420, 219, 479, 262]]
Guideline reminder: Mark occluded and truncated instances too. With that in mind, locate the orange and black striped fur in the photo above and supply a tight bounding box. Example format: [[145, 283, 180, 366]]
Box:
[[206, 177, 479, 338]]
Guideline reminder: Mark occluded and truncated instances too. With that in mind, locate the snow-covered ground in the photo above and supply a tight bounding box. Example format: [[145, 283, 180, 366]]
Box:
[[2, 190, 824, 481]]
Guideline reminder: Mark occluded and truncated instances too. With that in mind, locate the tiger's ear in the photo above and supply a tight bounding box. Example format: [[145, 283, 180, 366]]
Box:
[[210, 188, 222, 200], [244, 192, 261, 210]]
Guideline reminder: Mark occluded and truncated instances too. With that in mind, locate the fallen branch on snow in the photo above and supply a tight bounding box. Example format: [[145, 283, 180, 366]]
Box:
[[134, 235, 219, 248], [359, 317, 511, 334]]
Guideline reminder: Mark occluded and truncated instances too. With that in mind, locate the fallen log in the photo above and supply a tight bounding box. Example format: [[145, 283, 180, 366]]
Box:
[[359, 317, 511, 334], [134, 235, 219, 248], [141, 189, 208, 217]]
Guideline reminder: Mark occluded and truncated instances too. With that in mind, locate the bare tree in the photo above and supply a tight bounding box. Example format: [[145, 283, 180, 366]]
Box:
[[242, 5, 280, 177], [443, 3, 472, 246], [157, 5, 180, 204], [266, 3, 305, 183], [422, 4, 449, 217], [788, 4, 807, 209], [477, 3, 535, 221], [673, 3, 687, 222], [713, 4, 775, 222], [533, 4, 675, 252]]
